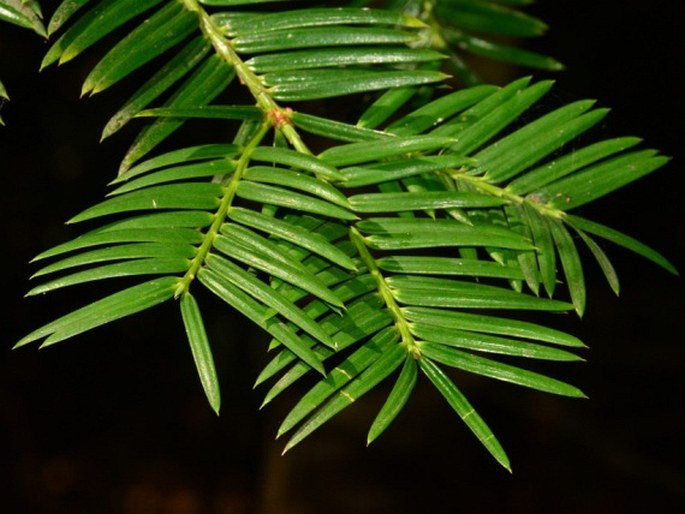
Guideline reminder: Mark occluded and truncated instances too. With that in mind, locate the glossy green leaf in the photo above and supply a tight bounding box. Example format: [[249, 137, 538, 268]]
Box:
[[267, 69, 449, 102], [110, 159, 235, 195], [574, 228, 620, 295], [236, 182, 357, 221], [367, 354, 417, 444], [377, 256, 525, 280], [180, 292, 221, 415], [291, 111, 389, 143], [410, 323, 581, 362], [115, 144, 240, 183], [95, 211, 214, 231], [135, 105, 262, 121], [221, 7, 425, 37], [26, 258, 189, 295], [319, 136, 454, 167], [32, 242, 196, 278], [68, 183, 225, 223], [565, 214, 678, 275], [418, 357, 510, 472], [340, 154, 473, 188], [357, 218, 531, 251], [420, 343, 586, 397], [15, 277, 178, 348], [548, 219, 585, 316], [32, 228, 203, 262], [349, 191, 505, 213], [388, 275, 572, 311], [232, 27, 422, 54], [250, 146, 344, 182], [248, 47, 443, 73]]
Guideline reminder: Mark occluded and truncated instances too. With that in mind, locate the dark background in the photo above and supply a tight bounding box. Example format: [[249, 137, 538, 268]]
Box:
[[1, 1, 683, 513]]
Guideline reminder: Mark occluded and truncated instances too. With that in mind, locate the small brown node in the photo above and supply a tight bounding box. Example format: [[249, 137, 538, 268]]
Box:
[[267, 107, 293, 130]]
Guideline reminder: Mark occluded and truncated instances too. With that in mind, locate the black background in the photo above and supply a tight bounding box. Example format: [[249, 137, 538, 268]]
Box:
[[1, 1, 684, 513]]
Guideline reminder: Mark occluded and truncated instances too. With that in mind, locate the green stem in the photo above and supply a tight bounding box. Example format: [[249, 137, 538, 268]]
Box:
[[451, 172, 566, 220], [349, 227, 420, 359], [175, 120, 271, 297], [174, 0, 334, 296], [180, 0, 310, 154]]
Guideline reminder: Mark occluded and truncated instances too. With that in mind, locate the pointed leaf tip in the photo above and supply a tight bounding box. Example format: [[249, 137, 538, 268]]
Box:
[[181, 293, 222, 415]]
